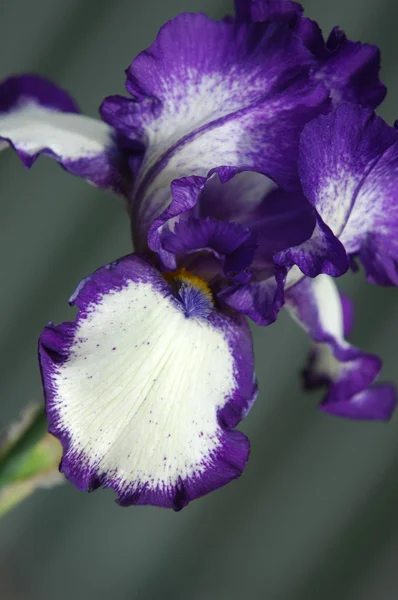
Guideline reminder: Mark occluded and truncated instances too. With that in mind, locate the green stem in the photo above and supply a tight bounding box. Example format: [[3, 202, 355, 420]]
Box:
[[0, 407, 63, 518], [0, 480, 38, 517], [0, 407, 48, 488]]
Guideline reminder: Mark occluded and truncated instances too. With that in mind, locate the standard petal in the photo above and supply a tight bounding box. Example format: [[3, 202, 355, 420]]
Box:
[[234, 0, 253, 20], [285, 275, 396, 420], [101, 12, 328, 245], [244, 1, 324, 58], [39, 255, 257, 510], [317, 27, 386, 109], [0, 75, 130, 194], [299, 103, 398, 284], [252, 0, 302, 19], [235, 0, 304, 23], [237, 2, 385, 109]]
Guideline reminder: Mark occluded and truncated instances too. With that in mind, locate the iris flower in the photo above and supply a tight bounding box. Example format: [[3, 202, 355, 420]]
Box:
[[0, 1, 396, 508]]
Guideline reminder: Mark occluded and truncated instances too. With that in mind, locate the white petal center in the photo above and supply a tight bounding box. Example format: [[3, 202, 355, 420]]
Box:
[[52, 280, 236, 492]]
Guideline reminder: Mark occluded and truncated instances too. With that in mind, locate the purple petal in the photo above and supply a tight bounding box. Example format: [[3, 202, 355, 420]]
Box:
[[247, 1, 325, 58], [243, 186, 315, 262], [319, 385, 397, 421], [39, 254, 257, 510], [161, 216, 258, 276], [252, 1, 304, 25], [101, 12, 328, 246], [196, 173, 333, 321], [206, 169, 348, 284], [237, 3, 385, 109], [149, 165, 342, 285], [147, 174, 208, 265], [219, 267, 286, 325], [198, 171, 323, 276], [235, 0, 304, 23], [299, 103, 398, 285], [198, 170, 277, 223], [199, 172, 315, 245], [0, 74, 130, 195], [285, 275, 397, 421], [274, 214, 349, 279], [234, 0, 253, 20], [294, 16, 325, 58], [0, 73, 80, 113], [317, 27, 386, 110]]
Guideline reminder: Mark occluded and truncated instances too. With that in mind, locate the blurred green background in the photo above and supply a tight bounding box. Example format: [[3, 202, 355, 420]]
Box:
[[1, 1, 398, 598]]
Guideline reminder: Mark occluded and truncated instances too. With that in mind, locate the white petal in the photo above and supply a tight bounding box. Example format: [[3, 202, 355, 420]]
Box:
[[0, 102, 113, 160], [40, 256, 254, 507]]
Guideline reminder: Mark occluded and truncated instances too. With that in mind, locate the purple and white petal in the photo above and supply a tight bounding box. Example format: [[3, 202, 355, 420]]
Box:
[[39, 254, 257, 510], [150, 170, 276, 262], [156, 167, 348, 297], [202, 169, 348, 286], [209, 144, 350, 286], [101, 12, 328, 246], [299, 103, 398, 285], [231, 182, 344, 283], [0, 75, 130, 194], [285, 275, 396, 420], [198, 173, 340, 322]]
